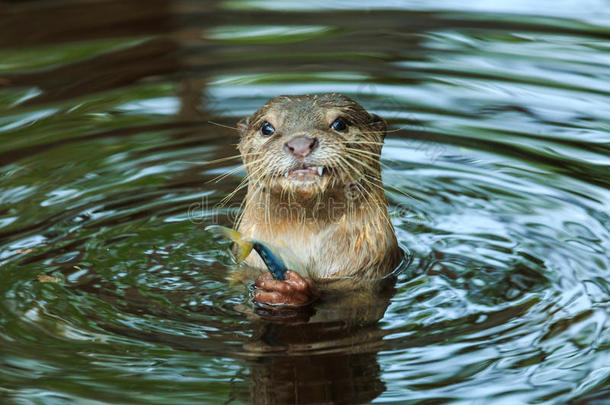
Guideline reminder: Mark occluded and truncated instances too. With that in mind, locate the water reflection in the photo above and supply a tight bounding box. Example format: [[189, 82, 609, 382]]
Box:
[[249, 346, 384, 404], [245, 279, 396, 404], [0, 0, 609, 403]]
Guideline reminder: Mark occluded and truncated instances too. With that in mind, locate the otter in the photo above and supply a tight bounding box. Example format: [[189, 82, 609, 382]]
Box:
[[235, 93, 402, 307]]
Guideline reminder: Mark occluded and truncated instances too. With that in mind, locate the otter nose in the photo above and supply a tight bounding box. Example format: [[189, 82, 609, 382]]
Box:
[[283, 136, 318, 158]]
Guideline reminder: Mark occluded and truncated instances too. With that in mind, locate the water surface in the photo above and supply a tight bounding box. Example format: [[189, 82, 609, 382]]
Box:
[[0, 1, 609, 404]]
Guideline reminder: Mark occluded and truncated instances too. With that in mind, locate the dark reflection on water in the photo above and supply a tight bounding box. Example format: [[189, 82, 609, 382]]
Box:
[[244, 281, 396, 405], [1, 0, 609, 404]]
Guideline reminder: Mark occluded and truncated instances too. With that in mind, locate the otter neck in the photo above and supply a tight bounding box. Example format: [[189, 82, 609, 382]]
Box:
[[239, 178, 385, 233]]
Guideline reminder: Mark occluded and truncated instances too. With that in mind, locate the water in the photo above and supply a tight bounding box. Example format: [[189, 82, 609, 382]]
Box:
[[1, 1, 609, 404]]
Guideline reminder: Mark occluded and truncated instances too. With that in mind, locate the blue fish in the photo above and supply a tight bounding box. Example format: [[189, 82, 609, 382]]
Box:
[[206, 225, 303, 281]]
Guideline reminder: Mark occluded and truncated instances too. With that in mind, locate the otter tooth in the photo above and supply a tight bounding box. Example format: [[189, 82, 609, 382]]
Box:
[[284, 172, 289, 178], [317, 166, 323, 176]]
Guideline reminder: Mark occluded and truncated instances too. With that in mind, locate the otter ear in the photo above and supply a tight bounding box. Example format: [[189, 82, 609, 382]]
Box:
[[370, 113, 387, 137], [237, 117, 249, 137]]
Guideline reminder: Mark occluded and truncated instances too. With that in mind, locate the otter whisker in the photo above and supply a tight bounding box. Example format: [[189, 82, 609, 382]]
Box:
[[358, 125, 412, 135], [333, 156, 349, 183], [203, 152, 264, 183], [242, 161, 268, 186], [343, 147, 383, 159], [363, 173, 415, 200], [343, 151, 379, 174], [210, 155, 265, 184], [208, 165, 246, 184], [217, 158, 269, 207], [350, 176, 393, 229], [357, 180, 392, 228], [176, 156, 241, 166], [217, 184, 247, 208], [343, 149, 387, 171], [336, 155, 375, 219], [342, 155, 385, 198], [336, 163, 356, 219], [178, 149, 260, 169], [339, 141, 385, 146], [265, 188, 272, 230], [217, 175, 251, 207], [353, 181, 384, 225], [241, 150, 264, 157], [344, 147, 395, 170], [235, 190, 254, 227], [217, 166, 267, 207], [235, 184, 254, 227], [336, 155, 364, 183], [208, 120, 239, 131]]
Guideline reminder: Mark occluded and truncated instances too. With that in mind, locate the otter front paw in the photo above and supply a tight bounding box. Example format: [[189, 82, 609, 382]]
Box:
[[253, 270, 318, 308]]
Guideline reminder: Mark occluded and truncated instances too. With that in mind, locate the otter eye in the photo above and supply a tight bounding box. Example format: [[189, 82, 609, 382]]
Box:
[[331, 117, 348, 132], [260, 121, 275, 136]]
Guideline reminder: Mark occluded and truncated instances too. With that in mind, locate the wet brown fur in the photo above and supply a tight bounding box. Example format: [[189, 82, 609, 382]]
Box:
[[236, 93, 401, 282]]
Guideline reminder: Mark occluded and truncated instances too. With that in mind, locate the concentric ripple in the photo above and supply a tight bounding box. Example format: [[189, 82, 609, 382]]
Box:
[[0, 1, 609, 404]]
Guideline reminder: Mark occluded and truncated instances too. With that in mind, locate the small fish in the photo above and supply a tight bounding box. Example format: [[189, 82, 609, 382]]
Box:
[[206, 225, 303, 281]]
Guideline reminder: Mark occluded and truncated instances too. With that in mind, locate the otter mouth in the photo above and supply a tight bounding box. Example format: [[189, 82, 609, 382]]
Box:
[[274, 165, 333, 197], [283, 166, 328, 180], [267, 164, 341, 198]]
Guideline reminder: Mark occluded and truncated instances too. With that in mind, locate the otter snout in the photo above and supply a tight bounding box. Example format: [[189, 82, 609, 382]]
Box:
[[283, 136, 318, 159]]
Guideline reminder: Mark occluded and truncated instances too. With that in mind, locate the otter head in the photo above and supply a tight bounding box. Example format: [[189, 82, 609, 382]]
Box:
[[238, 93, 386, 202]]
